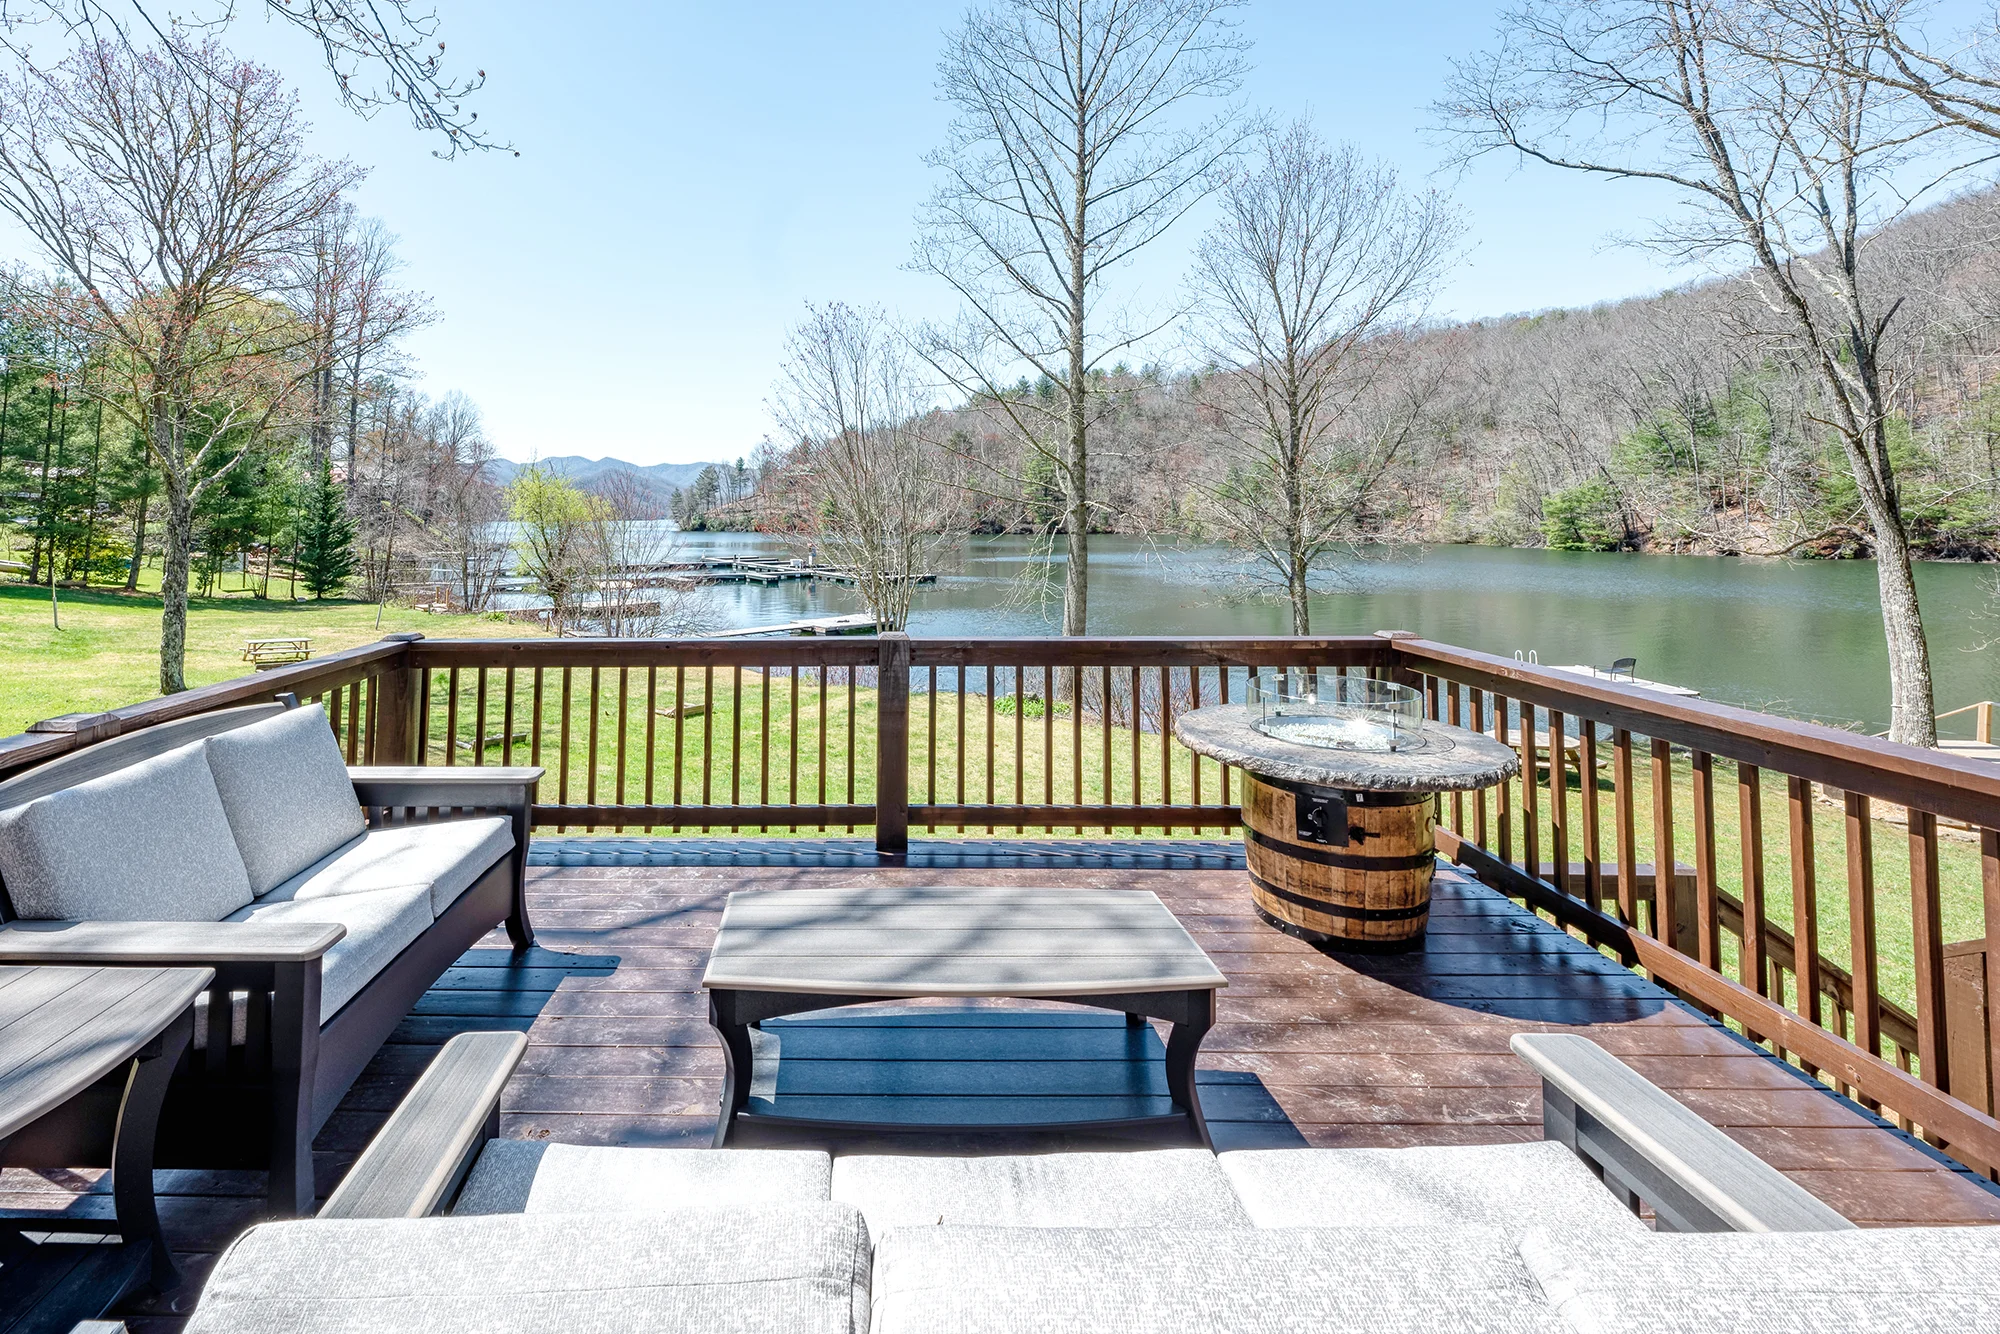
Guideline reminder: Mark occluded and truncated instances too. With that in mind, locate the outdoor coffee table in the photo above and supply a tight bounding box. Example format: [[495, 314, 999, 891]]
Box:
[[0, 963, 212, 1309], [702, 887, 1228, 1148]]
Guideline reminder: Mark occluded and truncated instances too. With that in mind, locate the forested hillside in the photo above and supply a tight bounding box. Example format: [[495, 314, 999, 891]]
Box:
[[706, 184, 2000, 561]]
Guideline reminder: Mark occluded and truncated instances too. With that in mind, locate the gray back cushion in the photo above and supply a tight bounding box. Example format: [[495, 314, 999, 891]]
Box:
[[185, 1205, 872, 1334], [1518, 1225, 2000, 1333], [204, 705, 364, 896], [0, 739, 253, 921]]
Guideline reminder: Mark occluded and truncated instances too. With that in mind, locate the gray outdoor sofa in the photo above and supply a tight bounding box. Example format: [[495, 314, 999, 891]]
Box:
[[168, 1030, 2000, 1333], [0, 699, 539, 1215]]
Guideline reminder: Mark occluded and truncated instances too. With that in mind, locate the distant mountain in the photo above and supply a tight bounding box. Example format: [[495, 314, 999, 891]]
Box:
[[484, 456, 729, 492]]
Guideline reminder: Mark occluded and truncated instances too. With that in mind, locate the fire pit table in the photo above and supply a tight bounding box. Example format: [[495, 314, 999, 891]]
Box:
[[1175, 673, 1518, 952]]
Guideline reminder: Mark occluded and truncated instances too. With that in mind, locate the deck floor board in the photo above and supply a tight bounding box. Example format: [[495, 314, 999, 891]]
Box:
[[11, 837, 1993, 1331]]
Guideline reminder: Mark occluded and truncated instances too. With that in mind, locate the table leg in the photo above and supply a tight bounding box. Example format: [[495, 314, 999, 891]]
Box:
[[113, 1006, 194, 1291], [708, 992, 755, 1148], [1125, 1011, 1145, 1027], [1163, 989, 1216, 1150]]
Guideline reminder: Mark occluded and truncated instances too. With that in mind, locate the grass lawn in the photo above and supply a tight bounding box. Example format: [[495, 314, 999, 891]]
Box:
[[1, 577, 541, 737]]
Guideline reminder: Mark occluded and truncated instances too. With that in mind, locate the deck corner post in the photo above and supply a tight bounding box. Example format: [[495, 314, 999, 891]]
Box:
[[373, 635, 425, 766], [876, 632, 911, 857]]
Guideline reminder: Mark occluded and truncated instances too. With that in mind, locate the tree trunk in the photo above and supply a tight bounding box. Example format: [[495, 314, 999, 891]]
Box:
[[125, 493, 148, 592], [1062, 347, 1089, 635], [158, 486, 194, 695], [1289, 554, 1311, 636], [1872, 509, 1937, 747]]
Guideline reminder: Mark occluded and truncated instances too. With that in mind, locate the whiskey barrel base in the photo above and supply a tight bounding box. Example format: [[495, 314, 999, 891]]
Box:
[[1240, 773, 1436, 951]]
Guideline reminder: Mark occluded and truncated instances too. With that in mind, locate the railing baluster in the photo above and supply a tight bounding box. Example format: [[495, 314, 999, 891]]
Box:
[[1015, 664, 1026, 835], [1160, 665, 1174, 831], [530, 667, 544, 771], [1218, 665, 1232, 811], [557, 668, 572, 833], [672, 664, 686, 834], [1613, 728, 1636, 925], [1579, 721, 1601, 911], [1071, 663, 1084, 812], [847, 665, 858, 834], [1493, 694, 1512, 864], [615, 667, 629, 805], [983, 665, 995, 834], [644, 666, 658, 823], [1471, 691, 1488, 848], [956, 666, 966, 834], [1189, 667, 1204, 833], [473, 667, 488, 766], [1044, 664, 1055, 835], [733, 665, 744, 833], [444, 666, 459, 767], [702, 665, 715, 833], [1844, 791, 1881, 1074], [1787, 776, 1822, 1061], [1547, 708, 1568, 896], [1520, 702, 1540, 887], [1909, 808, 1948, 1094], [1738, 763, 1769, 1011], [1130, 665, 1143, 815], [1691, 750, 1720, 971], [1447, 684, 1465, 836], [1102, 666, 1114, 835], [1651, 738, 1678, 949], [760, 665, 770, 834], [1982, 828, 2000, 1113], [586, 667, 600, 831], [503, 666, 517, 768]]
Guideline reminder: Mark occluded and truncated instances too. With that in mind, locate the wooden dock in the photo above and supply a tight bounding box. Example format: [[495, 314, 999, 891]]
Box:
[[711, 613, 879, 638]]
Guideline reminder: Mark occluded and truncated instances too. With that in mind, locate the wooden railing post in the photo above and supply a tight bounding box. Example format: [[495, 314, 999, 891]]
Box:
[[371, 633, 425, 766], [876, 632, 911, 857]]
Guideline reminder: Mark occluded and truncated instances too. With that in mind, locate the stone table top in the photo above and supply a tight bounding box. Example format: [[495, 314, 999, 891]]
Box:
[[1174, 704, 1520, 794]]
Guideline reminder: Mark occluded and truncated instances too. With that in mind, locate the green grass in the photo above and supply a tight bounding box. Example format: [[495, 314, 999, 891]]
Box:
[[0, 576, 540, 737]]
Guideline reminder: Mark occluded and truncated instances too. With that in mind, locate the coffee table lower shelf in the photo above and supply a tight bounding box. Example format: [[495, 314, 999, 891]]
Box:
[[706, 987, 1217, 1149]]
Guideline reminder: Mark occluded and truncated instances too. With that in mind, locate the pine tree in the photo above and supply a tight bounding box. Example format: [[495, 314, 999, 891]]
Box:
[[295, 460, 357, 599]]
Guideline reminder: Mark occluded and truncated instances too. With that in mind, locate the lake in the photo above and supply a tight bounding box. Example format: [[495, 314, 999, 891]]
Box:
[[657, 534, 1996, 734]]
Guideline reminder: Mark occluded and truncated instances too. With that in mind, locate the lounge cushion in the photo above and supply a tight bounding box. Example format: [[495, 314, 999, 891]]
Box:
[[184, 1205, 872, 1334], [833, 1150, 1252, 1232], [870, 1224, 1560, 1334], [0, 740, 253, 921], [262, 817, 513, 918], [204, 705, 365, 896], [226, 885, 432, 1020], [1518, 1224, 2000, 1333], [455, 1143, 833, 1215], [1220, 1141, 1648, 1237]]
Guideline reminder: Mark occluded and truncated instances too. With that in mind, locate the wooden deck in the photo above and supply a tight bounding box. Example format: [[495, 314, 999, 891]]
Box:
[[11, 838, 1999, 1330]]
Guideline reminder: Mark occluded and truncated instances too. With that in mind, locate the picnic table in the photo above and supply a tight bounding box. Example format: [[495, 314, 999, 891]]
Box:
[[243, 637, 311, 668]]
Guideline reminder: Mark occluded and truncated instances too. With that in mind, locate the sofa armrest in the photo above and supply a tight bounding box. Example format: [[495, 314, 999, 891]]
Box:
[[318, 1030, 528, 1220], [347, 766, 542, 811], [0, 919, 345, 964], [1512, 1033, 1854, 1232]]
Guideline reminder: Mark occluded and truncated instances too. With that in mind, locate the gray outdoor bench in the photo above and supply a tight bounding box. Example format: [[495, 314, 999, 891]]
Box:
[[0, 699, 540, 1216]]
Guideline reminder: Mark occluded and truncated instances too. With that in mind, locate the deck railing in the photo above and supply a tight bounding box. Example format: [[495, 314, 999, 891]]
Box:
[[2, 628, 1997, 1177]]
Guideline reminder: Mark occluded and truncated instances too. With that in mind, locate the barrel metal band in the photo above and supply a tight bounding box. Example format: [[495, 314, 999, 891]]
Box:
[[1247, 870, 1434, 922], [1244, 826, 1436, 872]]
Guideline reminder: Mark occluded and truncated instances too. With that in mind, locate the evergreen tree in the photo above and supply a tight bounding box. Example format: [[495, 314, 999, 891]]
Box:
[[295, 459, 357, 598]]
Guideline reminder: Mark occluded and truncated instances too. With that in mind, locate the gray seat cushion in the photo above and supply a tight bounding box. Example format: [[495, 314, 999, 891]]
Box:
[[1220, 1141, 1648, 1237], [833, 1150, 1252, 1232], [185, 1205, 872, 1334], [227, 885, 432, 1020], [263, 817, 513, 918], [870, 1224, 1560, 1334], [0, 739, 253, 921], [204, 705, 365, 895], [1518, 1224, 2000, 1332], [454, 1142, 833, 1215]]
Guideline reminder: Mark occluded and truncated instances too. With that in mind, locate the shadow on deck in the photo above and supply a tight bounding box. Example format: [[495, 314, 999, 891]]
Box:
[[11, 837, 1999, 1331]]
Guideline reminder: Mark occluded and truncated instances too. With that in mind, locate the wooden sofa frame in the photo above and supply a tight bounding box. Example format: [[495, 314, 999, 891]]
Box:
[[321, 1032, 1856, 1232], [0, 700, 541, 1217]]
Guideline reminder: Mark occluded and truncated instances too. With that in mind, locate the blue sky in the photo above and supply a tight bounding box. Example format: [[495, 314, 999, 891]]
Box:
[[153, 3, 1705, 463]]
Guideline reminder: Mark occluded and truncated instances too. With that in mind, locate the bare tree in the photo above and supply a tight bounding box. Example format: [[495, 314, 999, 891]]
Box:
[[772, 302, 954, 633], [1442, 0, 1952, 745], [1190, 121, 1463, 632], [584, 472, 714, 638], [0, 37, 359, 691], [1, 0, 504, 155], [914, 0, 1252, 634]]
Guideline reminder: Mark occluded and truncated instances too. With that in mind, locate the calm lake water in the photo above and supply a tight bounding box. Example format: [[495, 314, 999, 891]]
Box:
[[663, 534, 1996, 734]]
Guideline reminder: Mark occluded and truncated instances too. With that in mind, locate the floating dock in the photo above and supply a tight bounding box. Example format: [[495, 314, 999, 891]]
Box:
[[1549, 665, 1701, 698]]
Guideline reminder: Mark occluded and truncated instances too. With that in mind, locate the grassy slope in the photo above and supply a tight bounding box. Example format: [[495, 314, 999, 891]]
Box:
[[0, 579, 539, 736]]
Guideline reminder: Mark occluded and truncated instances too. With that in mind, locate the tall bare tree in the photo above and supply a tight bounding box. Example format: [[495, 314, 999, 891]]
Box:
[[584, 472, 714, 639], [914, 0, 1251, 634], [1190, 121, 1463, 632], [0, 37, 359, 691], [1442, 0, 1952, 746], [772, 302, 953, 633]]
